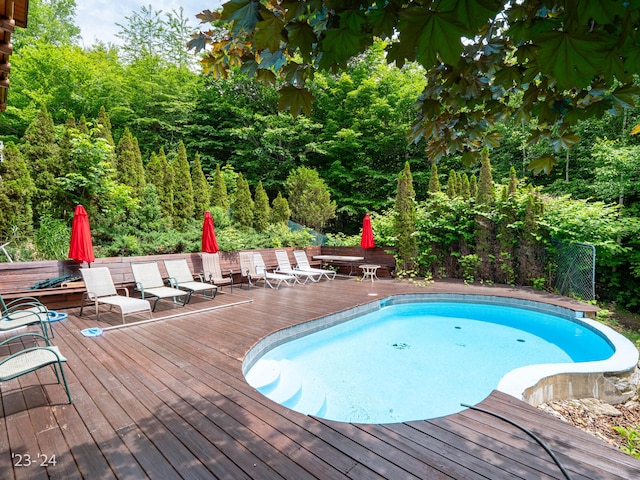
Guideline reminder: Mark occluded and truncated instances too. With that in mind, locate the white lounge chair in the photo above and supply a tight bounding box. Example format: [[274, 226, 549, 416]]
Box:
[[293, 250, 336, 281], [274, 250, 321, 284], [164, 259, 218, 299], [131, 262, 190, 311], [0, 294, 52, 338], [252, 253, 297, 289], [239, 251, 257, 289], [201, 253, 233, 293], [0, 332, 72, 404], [80, 267, 152, 323]]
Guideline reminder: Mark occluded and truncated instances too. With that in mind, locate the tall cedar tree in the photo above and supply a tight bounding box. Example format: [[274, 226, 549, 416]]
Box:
[[0, 143, 35, 238], [461, 173, 471, 199], [393, 162, 417, 272], [211, 164, 230, 211], [115, 128, 146, 196], [470, 175, 478, 198], [20, 106, 63, 220], [286, 166, 336, 232], [191, 154, 210, 218], [232, 173, 254, 228], [447, 170, 457, 198], [271, 192, 291, 224], [428, 162, 440, 193], [475, 148, 496, 281], [95, 107, 115, 147], [253, 181, 271, 232], [517, 188, 546, 284], [146, 149, 174, 219], [495, 178, 518, 285], [171, 141, 196, 229], [77, 115, 89, 135]]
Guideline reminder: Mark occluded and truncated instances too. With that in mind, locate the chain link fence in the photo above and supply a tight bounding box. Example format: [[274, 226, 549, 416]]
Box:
[[552, 240, 596, 301]]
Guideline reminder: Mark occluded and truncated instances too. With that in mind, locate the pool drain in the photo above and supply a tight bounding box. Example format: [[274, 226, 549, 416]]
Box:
[[392, 342, 410, 350]]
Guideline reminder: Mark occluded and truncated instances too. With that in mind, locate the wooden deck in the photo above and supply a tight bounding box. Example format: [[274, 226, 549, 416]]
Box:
[[1, 277, 638, 479]]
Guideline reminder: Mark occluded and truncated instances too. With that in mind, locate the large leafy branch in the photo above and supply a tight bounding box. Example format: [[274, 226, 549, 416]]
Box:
[[189, 0, 640, 173]]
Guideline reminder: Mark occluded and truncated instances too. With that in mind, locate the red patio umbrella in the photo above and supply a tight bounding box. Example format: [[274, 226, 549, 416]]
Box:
[[360, 213, 375, 250], [202, 211, 219, 253], [69, 205, 95, 265]]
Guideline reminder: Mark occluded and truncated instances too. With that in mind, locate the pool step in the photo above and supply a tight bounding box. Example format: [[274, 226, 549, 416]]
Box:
[[249, 359, 328, 417], [245, 359, 280, 392]]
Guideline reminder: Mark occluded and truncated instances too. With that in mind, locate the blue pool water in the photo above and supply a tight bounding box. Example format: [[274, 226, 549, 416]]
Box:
[[245, 302, 615, 424]]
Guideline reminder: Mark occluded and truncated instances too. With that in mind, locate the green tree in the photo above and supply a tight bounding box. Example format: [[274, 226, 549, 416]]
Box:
[[253, 181, 271, 232], [115, 128, 146, 196], [394, 162, 417, 272], [95, 106, 115, 147], [191, 154, 210, 218], [232, 173, 254, 228], [193, 1, 640, 173], [447, 170, 457, 199], [210, 164, 230, 211], [271, 191, 290, 224], [286, 166, 336, 232], [476, 149, 495, 206], [0, 143, 35, 239], [171, 141, 195, 228], [11, 0, 80, 51], [146, 149, 174, 219], [428, 162, 440, 194]]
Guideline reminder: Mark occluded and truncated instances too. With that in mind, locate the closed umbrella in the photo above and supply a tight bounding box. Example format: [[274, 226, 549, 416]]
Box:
[[202, 211, 219, 253], [69, 205, 95, 265], [360, 213, 375, 250]]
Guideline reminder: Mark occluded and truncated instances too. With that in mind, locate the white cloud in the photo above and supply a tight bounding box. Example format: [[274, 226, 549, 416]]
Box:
[[74, 1, 222, 47]]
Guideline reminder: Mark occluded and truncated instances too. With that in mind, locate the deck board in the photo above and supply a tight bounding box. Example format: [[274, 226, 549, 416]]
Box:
[[1, 277, 638, 479]]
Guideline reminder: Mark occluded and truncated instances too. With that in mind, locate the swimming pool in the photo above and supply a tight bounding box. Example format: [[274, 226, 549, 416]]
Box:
[[243, 294, 639, 424]]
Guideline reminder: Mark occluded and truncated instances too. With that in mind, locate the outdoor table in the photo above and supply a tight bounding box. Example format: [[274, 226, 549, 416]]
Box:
[[359, 264, 380, 282], [312, 255, 364, 276]]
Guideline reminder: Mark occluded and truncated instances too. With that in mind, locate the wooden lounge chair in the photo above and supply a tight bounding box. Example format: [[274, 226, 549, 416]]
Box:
[[275, 250, 321, 284], [200, 253, 233, 293], [252, 253, 297, 289], [0, 332, 72, 404], [130, 262, 190, 311], [80, 267, 152, 323], [164, 259, 218, 299], [293, 250, 336, 281], [0, 294, 52, 339]]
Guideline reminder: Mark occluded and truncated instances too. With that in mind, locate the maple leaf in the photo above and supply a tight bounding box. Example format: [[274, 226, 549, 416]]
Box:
[[222, 0, 261, 33], [278, 86, 315, 116], [254, 13, 286, 52], [527, 155, 558, 175]]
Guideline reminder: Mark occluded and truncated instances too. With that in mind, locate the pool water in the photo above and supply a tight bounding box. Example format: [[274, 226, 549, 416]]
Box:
[[245, 302, 615, 424]]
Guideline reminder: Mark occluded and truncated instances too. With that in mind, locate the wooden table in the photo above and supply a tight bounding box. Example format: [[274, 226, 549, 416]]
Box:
[[359, 264, 380, 282], [313, 255, 364, 276]]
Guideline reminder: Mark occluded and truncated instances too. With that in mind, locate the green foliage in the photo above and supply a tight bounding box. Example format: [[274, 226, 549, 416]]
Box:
[[115, 128, 146, 196], [171, 141, 196, 229], [210, 164, 230, 211], [286, 166, 336, 232], [146, 149, 174, 220], [253, 181, 271, 232], [613, 425, 640, 459], [0, 143, 35, 239], [428, 163, 440, 194], [34, 215, 69, 260]]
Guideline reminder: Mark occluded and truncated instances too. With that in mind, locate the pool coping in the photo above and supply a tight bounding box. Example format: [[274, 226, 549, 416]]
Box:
[[243, 292, 640, 409]]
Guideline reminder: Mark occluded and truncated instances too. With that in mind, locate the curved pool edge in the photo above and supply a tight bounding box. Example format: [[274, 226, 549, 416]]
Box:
[[497, 316, 640, 406], [242, 292, 640, 414]]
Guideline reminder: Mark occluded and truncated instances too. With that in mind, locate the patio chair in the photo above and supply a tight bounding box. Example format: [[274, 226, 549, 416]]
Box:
[[1, 292, 53, 338], [164, 259, 218, 299], [130, 262, 190, 311], [293, 250, 337, 281], [239, 251, 257, 289], [0, 332, 72, 404], [201, 253, 233, 293], [79, 267, 152, 323], [252, 253, 297, 289], [274, 250, 321, 284]]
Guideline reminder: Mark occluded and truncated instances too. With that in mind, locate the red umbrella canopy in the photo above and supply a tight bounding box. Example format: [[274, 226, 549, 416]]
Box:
[[69, 205, 95, 264], [360, 213, 375, 250], [202, 211, 219, 253]]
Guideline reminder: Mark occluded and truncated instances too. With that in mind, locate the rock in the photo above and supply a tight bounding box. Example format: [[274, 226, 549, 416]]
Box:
[[580, 398, 622, 417]]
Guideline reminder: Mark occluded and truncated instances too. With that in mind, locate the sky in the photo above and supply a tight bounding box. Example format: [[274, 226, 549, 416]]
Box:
[[74, 1, 223, 46]]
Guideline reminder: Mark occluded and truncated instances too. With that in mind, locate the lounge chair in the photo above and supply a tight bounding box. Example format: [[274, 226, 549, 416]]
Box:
[[239, 251, 257, 289], [293, 250, 336, 281], [130, 262, 190, 311], [275, 250, 321, 284], [252, 253, 297, 289], [201, 253, 233, 293], [80, 267, 152, 323], [0, 332, 72, 404], [1, 293, 53, 338], [164, 259, 218, 299]]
